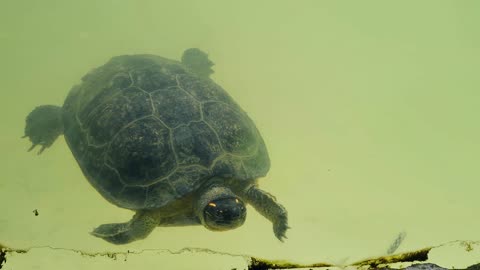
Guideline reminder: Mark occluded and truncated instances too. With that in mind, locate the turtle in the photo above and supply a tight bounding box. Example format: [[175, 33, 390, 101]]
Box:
[[23, 48, 289, 245]]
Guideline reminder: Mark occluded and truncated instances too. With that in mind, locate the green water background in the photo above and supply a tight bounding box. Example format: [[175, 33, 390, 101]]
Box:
[[1, 0, 479, 267]]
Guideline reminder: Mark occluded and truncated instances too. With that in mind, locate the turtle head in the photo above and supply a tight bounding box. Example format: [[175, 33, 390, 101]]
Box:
[[203, 197, 246, 231], [195, 186, 247, 231], [181, 48, 214, 79]]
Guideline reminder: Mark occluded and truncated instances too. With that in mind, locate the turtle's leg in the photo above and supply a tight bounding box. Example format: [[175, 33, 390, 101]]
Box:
[[23, 105, 64, 154], [240, 185, 289, 242], [90, 211, 158, 245]]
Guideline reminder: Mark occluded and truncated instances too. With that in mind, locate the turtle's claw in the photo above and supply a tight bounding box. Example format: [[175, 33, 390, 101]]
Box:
[[38, 145, 46, 155], [27, 143, 47, 155], [273, 217, 289, 242], [27, 143, 37, 152]]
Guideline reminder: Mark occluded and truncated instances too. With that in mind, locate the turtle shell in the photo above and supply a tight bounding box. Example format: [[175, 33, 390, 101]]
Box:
[[62, 54, 270, 210]]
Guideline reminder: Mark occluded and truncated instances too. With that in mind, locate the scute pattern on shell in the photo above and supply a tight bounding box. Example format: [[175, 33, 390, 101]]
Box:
[[62, 54, 270, 210]]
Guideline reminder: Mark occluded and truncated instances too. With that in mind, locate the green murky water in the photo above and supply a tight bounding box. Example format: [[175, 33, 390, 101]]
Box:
[[1, 1, 480, 269]]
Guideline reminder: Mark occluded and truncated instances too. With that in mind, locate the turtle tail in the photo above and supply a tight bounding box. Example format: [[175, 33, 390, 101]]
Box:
[[23, 105, 64, 154]]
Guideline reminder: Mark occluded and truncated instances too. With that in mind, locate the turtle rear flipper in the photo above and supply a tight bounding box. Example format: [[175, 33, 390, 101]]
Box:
[[23, 105, 64, 154], [90, 211, 158, 245]]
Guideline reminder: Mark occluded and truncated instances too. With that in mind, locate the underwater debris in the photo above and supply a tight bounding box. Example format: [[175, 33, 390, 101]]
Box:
[[387, 231, 407, 254], [0, 242, 27, 269], [404, 263, 447, 270], [460, 241, 475, 252], [33, 209, 39, 216], [351, 247, 431, 268], [0, 240, 479, 269], [466, 263, 480, 270], [248, 257, 332, 270], [0, 246, 5, 269]]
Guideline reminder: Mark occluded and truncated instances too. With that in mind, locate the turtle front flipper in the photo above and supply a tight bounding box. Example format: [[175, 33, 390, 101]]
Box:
[[90, 211, 158, 245], [241, 185, 289, 242], [23, 105, 64, 154]]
